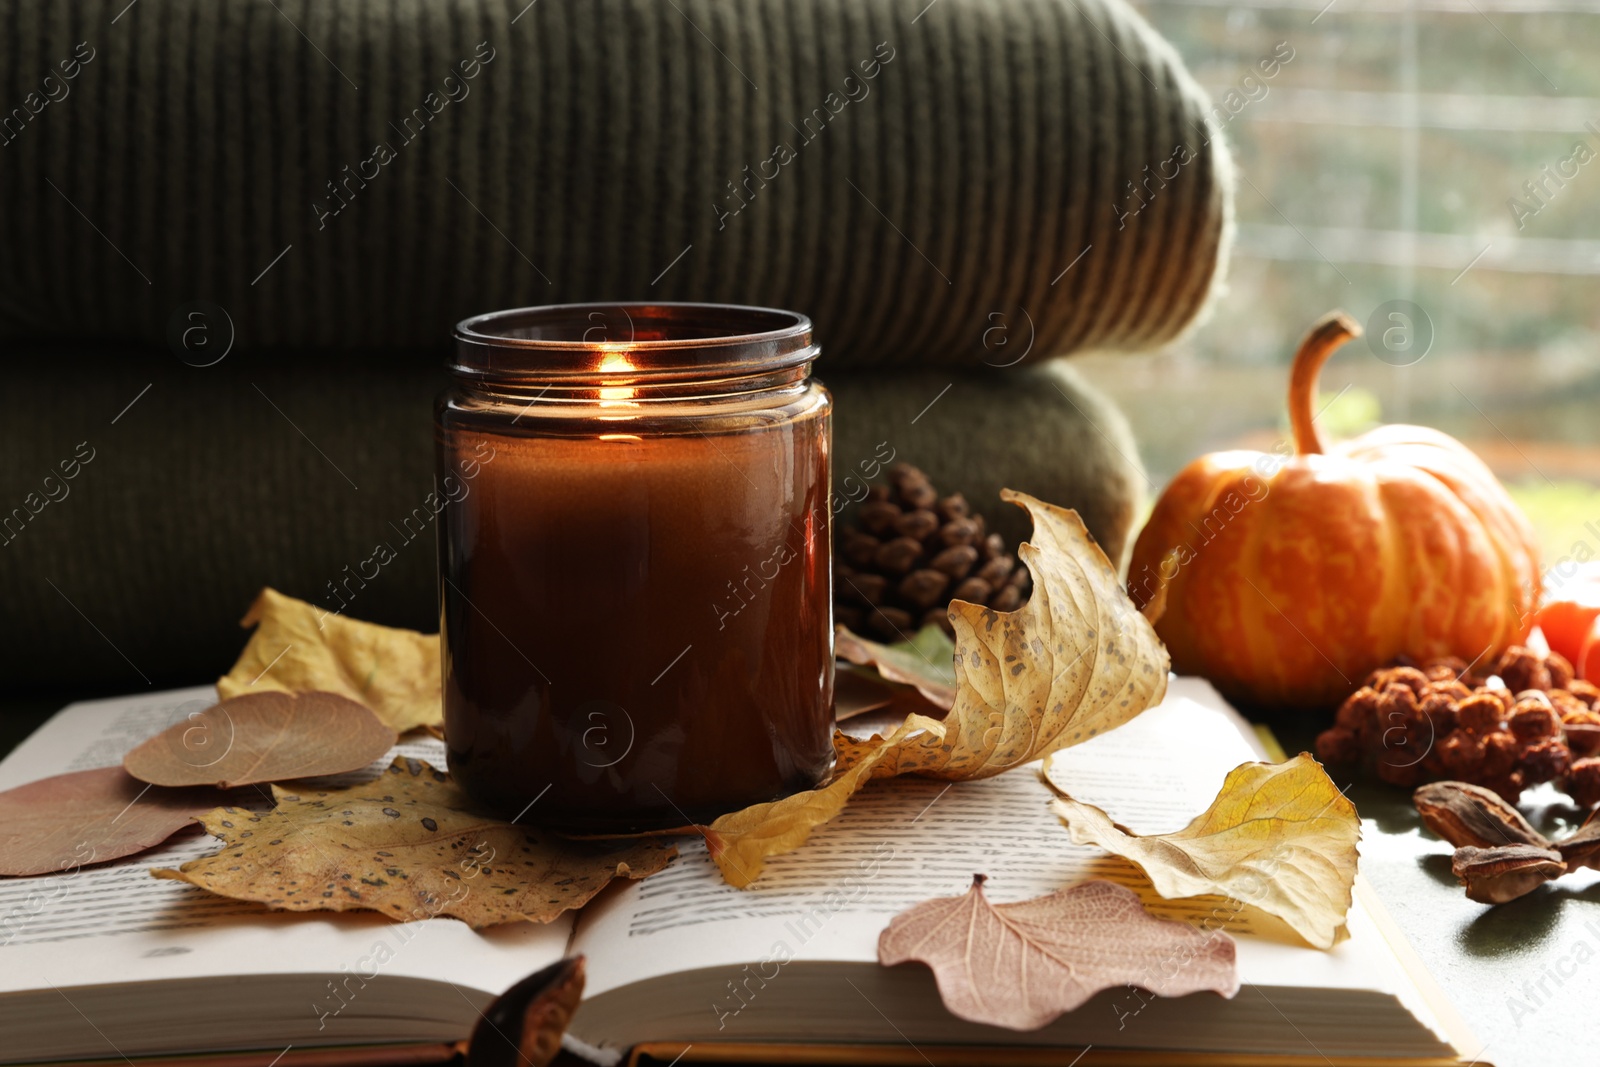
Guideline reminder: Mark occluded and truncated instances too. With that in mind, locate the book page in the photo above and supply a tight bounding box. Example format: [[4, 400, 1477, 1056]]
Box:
[[0, 686, 570, 1023], [572, 678, 1425, 1022]]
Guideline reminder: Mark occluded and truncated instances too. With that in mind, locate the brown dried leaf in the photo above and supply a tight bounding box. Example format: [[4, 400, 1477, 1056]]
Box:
[[466, 957, 586, 1067], [1049, 754, 1360, 949], [0, 767, 225, 876], [878, 877, 1238, 1031], [124, 691, 397, 789], [217, 587, 442, 733], [836, 624, 958, 711], [832, 670, 899, 721], [153, 758, 675, 927], [705, 493, 1170, 887]]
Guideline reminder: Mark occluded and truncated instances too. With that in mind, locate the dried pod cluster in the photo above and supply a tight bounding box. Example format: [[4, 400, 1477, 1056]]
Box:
[[1315, 647, 1600, 806], [835, 464, 1030, 639], [1413, 781, 1599, 905]]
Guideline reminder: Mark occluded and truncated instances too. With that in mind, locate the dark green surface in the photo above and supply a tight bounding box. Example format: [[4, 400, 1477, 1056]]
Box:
[[1249, 710, 1600, 1067], [1346, 779, 1600, 1067]]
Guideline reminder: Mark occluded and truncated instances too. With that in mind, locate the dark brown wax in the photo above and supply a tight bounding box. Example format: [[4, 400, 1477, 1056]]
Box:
[[438, 406, 834, 831]]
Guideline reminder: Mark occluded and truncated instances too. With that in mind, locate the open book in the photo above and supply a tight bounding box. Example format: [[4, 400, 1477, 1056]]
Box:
[[0, 679, 1479, 1067]]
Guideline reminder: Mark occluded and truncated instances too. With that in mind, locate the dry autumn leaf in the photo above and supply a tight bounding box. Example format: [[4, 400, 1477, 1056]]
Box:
[[836, 624, 957, 711], [123, 691, 397, 790], [832, 670, 901, 722], [153, 757, 674, 927], [0, 767, 226, 876], [218, 587, 442, 733], [705, 492, 1170, 888], [466, 956, 586, 1067], [1048, 753, 1360, 949], [878, 876, 1238, 1031]]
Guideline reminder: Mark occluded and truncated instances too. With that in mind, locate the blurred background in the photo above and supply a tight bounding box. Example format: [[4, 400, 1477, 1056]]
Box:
[[1077, 0, 1600, 564]]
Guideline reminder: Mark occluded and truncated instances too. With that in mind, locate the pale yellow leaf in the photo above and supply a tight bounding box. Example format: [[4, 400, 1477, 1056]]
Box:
[[706, 492, 1170, 886], [1048, 753, 1360, 949], [704, 717, 931, 888], [217, 587, 442, 733]]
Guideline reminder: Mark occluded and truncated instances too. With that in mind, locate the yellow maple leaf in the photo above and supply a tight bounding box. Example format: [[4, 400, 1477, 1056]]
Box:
[[705, 492, 1170, 888], [153, 757, 675, 927], [1048, 753, 1360, 949], [217, 587, 442, 734]]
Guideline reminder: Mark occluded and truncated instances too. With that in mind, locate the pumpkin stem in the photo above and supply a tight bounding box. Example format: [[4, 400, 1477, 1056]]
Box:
[[1288, 311, 1364, 456]]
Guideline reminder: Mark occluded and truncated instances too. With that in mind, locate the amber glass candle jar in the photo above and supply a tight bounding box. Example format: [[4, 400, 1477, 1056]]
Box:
[[437, 303, 834, 832]]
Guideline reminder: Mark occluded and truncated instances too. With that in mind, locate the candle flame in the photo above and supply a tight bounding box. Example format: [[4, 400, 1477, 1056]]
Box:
[[597, 347, 637, 405], [597, 350, 634, 374]]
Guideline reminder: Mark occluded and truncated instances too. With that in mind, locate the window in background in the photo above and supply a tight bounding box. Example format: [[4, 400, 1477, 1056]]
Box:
[[1076, 0, 1600, 565]]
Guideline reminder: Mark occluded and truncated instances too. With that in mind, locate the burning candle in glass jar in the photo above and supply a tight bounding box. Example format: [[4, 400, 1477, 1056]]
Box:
[[436, 303, 835, 832]]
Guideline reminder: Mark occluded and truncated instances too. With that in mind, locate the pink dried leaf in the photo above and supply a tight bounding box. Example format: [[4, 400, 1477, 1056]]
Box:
[[878, 876, 1238, 1031], [0, 766, 225, 876]]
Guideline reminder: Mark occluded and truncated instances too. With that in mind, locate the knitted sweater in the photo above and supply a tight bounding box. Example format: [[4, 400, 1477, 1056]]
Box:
[[0, 0, 1231, 365]]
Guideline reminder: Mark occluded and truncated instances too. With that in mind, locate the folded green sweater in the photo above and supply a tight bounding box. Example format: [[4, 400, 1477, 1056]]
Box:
[[0, 0, 1230, 365]]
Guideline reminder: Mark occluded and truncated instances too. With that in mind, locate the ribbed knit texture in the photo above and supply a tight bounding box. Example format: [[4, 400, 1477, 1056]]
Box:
[[0, 343, 1142, 692], [0, 0, 1231, 365], [0, 0, 1222, 696]]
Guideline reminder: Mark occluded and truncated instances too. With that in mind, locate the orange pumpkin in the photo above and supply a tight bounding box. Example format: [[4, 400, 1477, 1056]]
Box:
[[1535, 564, 1600, 680], [1128, 311, 1542, 713]]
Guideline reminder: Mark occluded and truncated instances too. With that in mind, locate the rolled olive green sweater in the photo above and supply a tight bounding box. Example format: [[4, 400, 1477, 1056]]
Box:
[[0, 0, 1227, 696], [0, 0, 1231, 365]]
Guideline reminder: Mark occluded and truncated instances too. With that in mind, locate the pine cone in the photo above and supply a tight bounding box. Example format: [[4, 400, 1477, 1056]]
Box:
[[835, 464, 1030, 640]]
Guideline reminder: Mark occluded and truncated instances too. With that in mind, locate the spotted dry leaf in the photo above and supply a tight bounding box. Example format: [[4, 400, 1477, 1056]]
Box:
[[0, 767, 227, 876], [705, 493, 1170, 887], [1049, 753, 1360, 949], [217, 588, 442, 733], [878, 876, 1238, 1031], [123, 691, 396, 789], [153, 758, 675, 927]]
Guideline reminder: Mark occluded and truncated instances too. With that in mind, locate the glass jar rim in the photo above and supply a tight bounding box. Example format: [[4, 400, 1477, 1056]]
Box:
[[452, 302, 817, 383]]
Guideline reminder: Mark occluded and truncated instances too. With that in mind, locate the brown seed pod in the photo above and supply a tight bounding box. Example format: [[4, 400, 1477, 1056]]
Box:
[[1450, 844, 1565, 905], [1412, 781, 1550, 850]]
